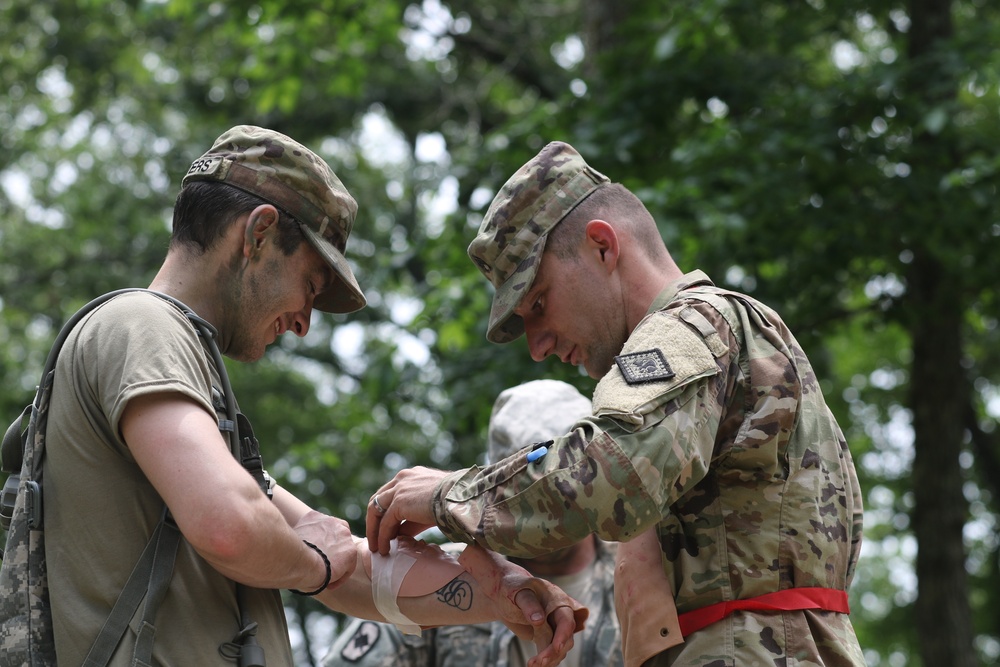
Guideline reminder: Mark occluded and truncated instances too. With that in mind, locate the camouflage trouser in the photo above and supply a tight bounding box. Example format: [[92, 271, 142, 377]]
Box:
[[639, 608, 866, 667], [641, 652, 671, 667]]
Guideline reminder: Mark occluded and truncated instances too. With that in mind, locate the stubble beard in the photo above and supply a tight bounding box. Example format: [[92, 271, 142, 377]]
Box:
[[585, 302, 630, 379], [225, 259, 272, 362]]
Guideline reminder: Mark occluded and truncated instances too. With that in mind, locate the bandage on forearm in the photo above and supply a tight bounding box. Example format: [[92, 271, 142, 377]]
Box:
[[371, 539, 421, 634], [369, 537, 466, 636]]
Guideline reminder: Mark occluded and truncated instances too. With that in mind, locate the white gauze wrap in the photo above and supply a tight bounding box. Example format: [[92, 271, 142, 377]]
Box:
[[371, 538, 421, 635]]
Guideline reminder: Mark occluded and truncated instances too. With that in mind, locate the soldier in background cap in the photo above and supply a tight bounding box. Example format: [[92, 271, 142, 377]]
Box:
[[324, 380, 623, 667], [368, 141, 866, 666], [37, 127, 581, 667]]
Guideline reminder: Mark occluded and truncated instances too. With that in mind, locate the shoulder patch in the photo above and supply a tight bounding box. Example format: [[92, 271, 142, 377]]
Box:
[[615, 349, 674, 384], [340, 621, 381, 662], [593, 312, 719, 427]]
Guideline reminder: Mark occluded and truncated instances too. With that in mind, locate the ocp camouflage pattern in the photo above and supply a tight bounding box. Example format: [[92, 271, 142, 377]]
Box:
[[183, 125, 357, 250], [467, 141, 609, 344], [433, 271, 866, 665], [322, 541, 623, 667], [182, 125, 365, 313], [0, 370, 58, 665]]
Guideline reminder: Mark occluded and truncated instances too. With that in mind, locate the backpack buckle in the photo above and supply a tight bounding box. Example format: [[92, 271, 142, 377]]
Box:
[[0, 472, 18, 531], [24, 480, 42, 529], [1, 476, 42, 531]]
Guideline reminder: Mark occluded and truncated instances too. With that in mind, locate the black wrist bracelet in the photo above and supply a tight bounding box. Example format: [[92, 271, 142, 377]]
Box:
[[291, 540, 332, 596]]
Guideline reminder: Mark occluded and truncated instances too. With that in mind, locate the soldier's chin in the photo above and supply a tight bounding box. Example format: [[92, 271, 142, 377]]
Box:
[[586, 358, 613, 380]]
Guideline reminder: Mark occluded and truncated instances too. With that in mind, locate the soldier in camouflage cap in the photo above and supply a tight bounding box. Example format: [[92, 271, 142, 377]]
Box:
[[325, 381, 622, 667], [182, 125, 366, 313], [19, 126, 581, 667], [369, 141, 866, 666], [468, 141, 609, 344]]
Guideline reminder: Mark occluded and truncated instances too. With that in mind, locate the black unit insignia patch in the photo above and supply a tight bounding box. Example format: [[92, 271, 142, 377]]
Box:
[[615, 349, 675, 384], [340, 621, 381, 662]]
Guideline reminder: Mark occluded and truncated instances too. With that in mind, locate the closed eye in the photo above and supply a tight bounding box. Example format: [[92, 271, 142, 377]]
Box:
[[310, 267, 331, 297]]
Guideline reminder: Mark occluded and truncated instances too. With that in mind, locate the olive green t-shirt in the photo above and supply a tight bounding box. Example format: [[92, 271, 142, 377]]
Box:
[[44, 292, 293, 666]]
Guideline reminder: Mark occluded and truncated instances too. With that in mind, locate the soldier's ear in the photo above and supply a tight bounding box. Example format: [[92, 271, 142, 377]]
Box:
[[244, 205, 280, 258], [584, 220, 619, 273]]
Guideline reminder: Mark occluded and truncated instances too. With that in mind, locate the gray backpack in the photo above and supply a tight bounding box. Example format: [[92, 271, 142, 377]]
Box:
[[0, 289, 270, 667]]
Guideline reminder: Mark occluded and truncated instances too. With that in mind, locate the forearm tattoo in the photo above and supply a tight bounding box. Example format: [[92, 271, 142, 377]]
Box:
[[435, 579, 473, 611]]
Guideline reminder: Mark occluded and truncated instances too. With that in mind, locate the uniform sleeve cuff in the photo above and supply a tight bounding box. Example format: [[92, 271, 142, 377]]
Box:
[[432, 467, 476, 543]]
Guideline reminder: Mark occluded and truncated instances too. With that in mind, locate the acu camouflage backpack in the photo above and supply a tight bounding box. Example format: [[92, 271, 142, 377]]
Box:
[[0, 289, 270, 667]]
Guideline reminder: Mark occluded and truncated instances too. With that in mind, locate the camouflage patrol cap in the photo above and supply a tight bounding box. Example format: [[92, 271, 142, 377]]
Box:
[[468, 141, 609, 343], [182, 125, 366, 313], [487, 379, 593, 464]]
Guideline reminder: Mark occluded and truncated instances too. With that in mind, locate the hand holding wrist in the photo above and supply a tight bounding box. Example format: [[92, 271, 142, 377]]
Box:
[[458, 543, 588, 645]]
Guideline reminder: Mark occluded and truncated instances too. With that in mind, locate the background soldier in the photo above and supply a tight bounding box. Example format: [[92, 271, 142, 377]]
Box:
[[325, 380, 623, 667]]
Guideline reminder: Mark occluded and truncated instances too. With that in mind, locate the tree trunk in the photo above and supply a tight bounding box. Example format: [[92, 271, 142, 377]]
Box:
[[906, 0, 978, 667], [905, 0, 978, 664], [580, 0, 632, 77], [907, 251, 977, 667]]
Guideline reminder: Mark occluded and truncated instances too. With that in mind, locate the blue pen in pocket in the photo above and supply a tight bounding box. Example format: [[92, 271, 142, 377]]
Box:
[[526, 443, 549, 463]]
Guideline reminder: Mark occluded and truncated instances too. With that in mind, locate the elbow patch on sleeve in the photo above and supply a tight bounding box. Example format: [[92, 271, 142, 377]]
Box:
[[583, 431, 662, 541]]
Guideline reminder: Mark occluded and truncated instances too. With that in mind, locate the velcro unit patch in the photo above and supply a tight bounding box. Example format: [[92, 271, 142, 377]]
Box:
[[187, 155, 225, 176], [340, 621, 381, 662], [615, 349, 675, 384]]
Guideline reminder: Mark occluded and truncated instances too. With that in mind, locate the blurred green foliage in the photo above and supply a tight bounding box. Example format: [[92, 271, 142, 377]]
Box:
[[2, 0, 999, 665]]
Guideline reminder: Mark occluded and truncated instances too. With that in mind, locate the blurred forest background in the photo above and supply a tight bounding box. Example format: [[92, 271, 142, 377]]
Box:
[[2, 0, 999, 665]]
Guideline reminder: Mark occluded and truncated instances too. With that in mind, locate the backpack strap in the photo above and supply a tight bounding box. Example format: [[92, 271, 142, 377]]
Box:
[[80, 512, 182, 667], [0, 405, 30, 476], [0, 405, 32, 536], [2, 289, 268, 666], [2, 289, 151, 536]]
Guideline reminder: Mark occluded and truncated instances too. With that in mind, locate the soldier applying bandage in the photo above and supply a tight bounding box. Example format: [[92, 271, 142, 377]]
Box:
[[366, 142, 866, 667]]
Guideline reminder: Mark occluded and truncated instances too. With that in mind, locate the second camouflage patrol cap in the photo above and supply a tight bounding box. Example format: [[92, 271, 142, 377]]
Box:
[[487, 379, 592, 465], [468, 141, 609, 344], [182, 125, 366, 314]]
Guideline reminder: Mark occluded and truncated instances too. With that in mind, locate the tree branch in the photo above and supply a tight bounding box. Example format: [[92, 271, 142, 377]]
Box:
[[450, 30, 561, 101]]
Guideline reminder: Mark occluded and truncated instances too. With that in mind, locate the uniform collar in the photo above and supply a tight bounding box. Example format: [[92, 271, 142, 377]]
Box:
[[645, 269, 715, 316]]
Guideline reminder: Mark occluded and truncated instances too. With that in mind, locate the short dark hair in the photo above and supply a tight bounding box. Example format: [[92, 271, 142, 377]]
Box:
[[171, 181, 305, 256], [547, 183, 665, 261]]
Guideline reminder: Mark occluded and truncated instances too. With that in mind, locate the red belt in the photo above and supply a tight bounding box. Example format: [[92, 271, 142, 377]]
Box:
[[677, 587, 850, 636]]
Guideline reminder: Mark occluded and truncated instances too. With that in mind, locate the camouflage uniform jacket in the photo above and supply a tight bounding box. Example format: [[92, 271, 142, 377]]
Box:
[[433, 271, 866, 666], [322, 542, 623, 667]]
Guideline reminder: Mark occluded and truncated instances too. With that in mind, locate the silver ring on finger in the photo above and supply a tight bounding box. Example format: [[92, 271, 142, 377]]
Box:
[[372, 494, 387, 515]]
